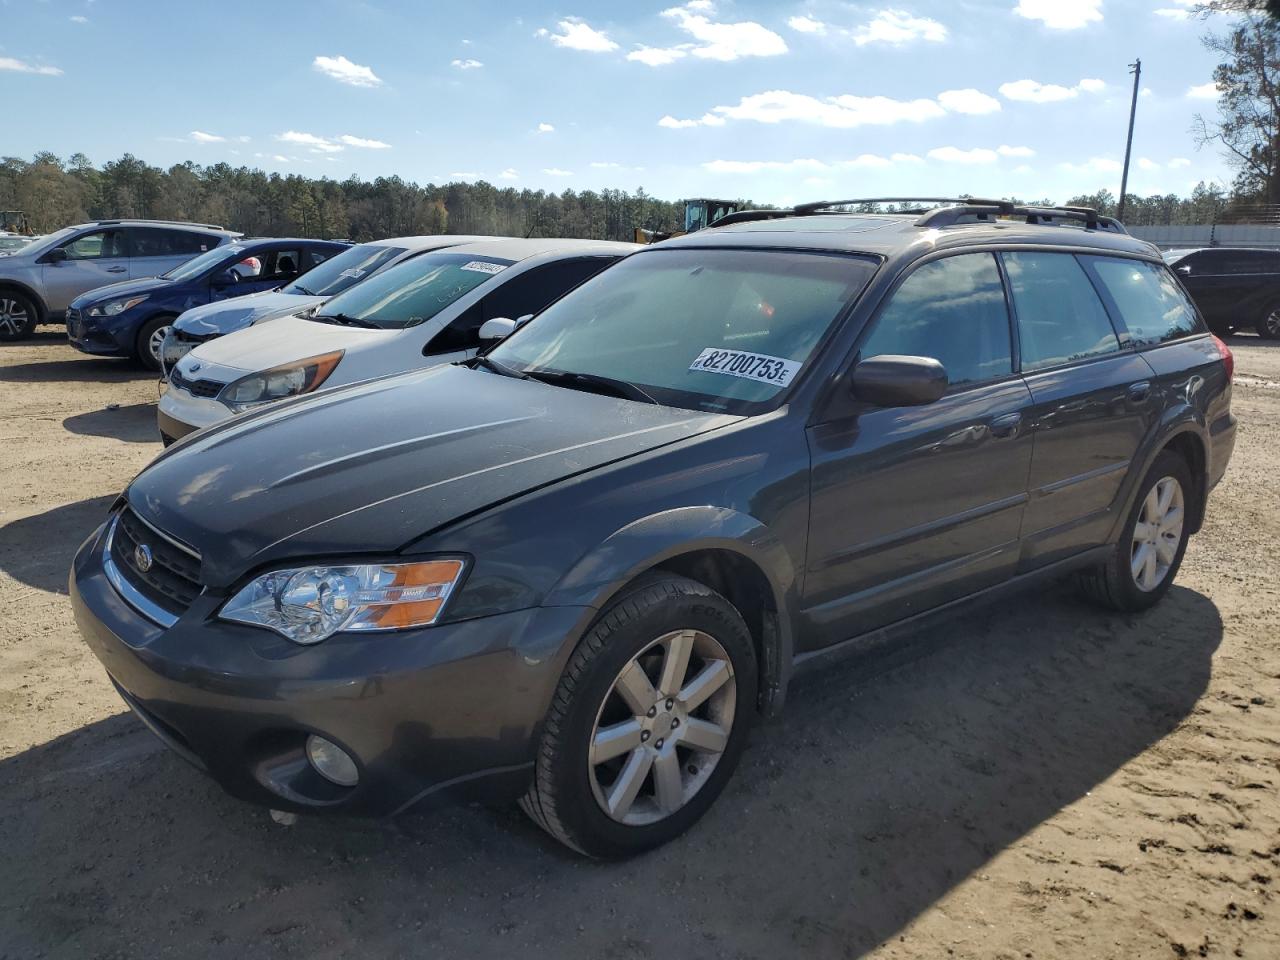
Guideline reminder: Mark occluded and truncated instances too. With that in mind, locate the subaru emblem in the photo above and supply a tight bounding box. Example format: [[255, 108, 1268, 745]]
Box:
[[134, 543, 154, 573]]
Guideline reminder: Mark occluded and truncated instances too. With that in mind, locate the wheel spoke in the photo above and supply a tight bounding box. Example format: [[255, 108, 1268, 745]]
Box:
[[1156, 479, 1176, 516], [652, 751, 684, 813], [591, 718, 643, 765], [1143, 487, 1161, 523], [657, 630, 694, 698], [614, 661, 658, 715], [1132, 542, 1153, 585], [605, 748, 653, 820], [1142, 543, 1158, 586], [679, 659, 731, 712], [679, 717, 729, 754], [1160, 506, 1184, 533], [1156, 538, 1178, 565], [1133, 520, 1156, 541]]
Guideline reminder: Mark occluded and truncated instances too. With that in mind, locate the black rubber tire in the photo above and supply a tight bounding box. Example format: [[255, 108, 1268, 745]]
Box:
[[1256, 300, 1280, 340], [134, 314, 176, 371], [1077, 450, 1194, 612], [0, 290, 39, 341], [520, 574, 757, 859]]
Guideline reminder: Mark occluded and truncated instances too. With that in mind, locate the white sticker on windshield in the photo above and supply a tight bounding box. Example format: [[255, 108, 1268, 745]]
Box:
[[688, 348, 801, 388], [338, 268, 366, 279], [460, 260, 505, 275]]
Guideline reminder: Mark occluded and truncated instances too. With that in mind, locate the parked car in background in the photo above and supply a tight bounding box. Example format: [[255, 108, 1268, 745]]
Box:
[[67, 238, 349, 370], [160, 235, 493, 374], [0, 219, 242, 341], [72, 200, 1234, 857], [1164, 246, 1280, 338], [156, 238, 637, 444], [0, 232, 37, 254]]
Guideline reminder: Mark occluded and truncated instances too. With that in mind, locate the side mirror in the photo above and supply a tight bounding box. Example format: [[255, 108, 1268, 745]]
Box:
[[41, 247, 68, 264], [212, 268, 240, 287], [515, 313, 534, 328], [852, 354, 948, 407], [478, 317, 517, 341]]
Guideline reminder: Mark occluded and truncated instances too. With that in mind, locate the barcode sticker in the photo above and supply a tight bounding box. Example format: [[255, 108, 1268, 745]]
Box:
[[461, 261, 505, 275], [688, 348, 801, 388]]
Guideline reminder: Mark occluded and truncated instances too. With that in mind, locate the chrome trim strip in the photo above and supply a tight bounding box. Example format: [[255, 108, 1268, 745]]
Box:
[[125, 506, 200, 560], [102, 515, 179, 628]]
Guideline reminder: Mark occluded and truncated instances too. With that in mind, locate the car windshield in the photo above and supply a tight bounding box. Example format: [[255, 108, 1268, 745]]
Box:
[[312, 252, 513, 330], [487, 248, 879, 414], [282, 243, 406, 297], [161, 244, 239, 282]]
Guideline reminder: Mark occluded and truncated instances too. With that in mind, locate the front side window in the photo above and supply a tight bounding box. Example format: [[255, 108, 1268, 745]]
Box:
[[488, 248, 878, 413], [1085, 257, 1203, 347], [313, 253, 513, 330], [1003, 252, 1120, 371], [858, 253, 1012, 388], [282, 243, 406, 297], [61, 228, 128, 260]]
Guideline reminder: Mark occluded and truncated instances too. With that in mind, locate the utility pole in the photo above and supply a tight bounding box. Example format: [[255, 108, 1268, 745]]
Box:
[[1118, 58, 1142, 224]]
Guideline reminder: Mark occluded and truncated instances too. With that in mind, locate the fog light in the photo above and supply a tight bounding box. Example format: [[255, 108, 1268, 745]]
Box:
[[305, 735, 359, 787]]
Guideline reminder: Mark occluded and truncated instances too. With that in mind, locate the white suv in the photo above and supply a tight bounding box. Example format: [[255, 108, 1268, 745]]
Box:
[[0, 219, 241, 340]]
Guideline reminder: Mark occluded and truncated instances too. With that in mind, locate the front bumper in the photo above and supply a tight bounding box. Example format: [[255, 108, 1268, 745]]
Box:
[[155, 386, 233, 443], [66, 306, 138, 357], [70, 520, 590, 816]]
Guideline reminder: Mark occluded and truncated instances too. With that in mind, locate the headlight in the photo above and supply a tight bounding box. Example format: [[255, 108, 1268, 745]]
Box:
[[217, 350, 343, 411], [87, 294, 149, 317], [220, 559, 466, 644]]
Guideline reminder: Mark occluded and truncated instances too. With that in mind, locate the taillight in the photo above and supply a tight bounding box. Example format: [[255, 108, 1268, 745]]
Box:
[[1212, 334, 1234, 382]]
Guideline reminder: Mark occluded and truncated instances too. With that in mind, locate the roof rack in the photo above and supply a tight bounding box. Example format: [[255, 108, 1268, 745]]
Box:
[[705, 198, 1127, 234], [92, 218, 229, 231]]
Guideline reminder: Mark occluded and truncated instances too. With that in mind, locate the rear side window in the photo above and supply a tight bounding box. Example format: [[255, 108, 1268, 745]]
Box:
[[1002, 252, 1120, 371], [858, 253, 1012, 387], [1085, 257, 1202, 347], [130, 228, 215, 258]]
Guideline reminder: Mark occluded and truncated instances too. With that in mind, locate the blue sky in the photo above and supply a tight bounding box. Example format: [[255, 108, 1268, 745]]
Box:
[[1, 0, 1239, 204]]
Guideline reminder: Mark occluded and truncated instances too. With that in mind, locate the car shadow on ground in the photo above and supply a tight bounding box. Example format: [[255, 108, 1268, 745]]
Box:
[[0, 580, 1221, 958], [0, 332, 151, 384], [62, 402, 160, 444], [0, 495, 116, 593]]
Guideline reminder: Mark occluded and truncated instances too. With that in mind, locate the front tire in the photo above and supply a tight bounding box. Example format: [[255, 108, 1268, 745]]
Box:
[[0, 291, 38, 341], [1078, 451, 1193, 612], [521, 575, 757, 858], [1257, 299, 1280, 340], [135, 314, 176, 371]]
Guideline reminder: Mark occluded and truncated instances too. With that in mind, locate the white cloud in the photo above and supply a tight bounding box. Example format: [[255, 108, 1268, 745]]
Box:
[[892, 152, 925, 164], [339, 134, 391, 149], [312, 54, 382, 88], [998, 144, 1035, 157], [450, 172, 483, 180], [999, 77, 1103, 103], [703, 153, 918, 175], [450, 58, 483, 69], [277, 130, 344, 153], [1155, 1, 1196, 19], [937, 88, 1002, 115], [1013, 164, 1034, 175], [70, 15, 88, 23], [660, 3, 788, 61], [853, 9, 948, 46], [542, 19, 619, 52], [499, 168, 519, 179], [1168, 157, 1192, 168], [929, 146, 1000, 165], [543, 167, 575, 176], [189, 131, 225, 143], [658, 112, 726, 128], [706, 89, 945, 127], [590, 161, 622, 168], [271, 155, 290, 163], [1138, 157, 1160, 171], [1013, 0, 1102, 30], [537, 122, 555, 133], [1060, 157, 1124, 174], [1187, 81, 1219, 100], [0, 57, 62, 76], [788, 15, 827, 34], [627, 45, 689, 66]]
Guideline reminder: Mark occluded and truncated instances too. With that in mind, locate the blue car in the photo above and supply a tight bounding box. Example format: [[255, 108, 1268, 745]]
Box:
[[67, 237, 349, 369]]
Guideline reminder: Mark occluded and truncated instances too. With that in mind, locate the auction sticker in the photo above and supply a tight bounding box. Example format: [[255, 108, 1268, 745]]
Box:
[[461, 261, 505, 275], [688, 347, 801, 387]]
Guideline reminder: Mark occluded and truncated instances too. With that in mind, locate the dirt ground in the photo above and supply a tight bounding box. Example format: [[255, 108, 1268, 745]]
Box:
[[0, 329, 1277, 960]]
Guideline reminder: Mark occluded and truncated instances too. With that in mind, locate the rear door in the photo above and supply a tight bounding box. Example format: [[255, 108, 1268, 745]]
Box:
[[40, 227, 131, 314], [1006, 251, 1159, 567], [802, 252, 1035, 648], [128, 228, 217, 279]]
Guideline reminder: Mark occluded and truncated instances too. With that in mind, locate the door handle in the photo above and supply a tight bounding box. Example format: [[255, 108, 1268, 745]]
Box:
[[106, 266, 127, 273], [1128, 381, 1152, 403], [990, 412, 1022, 439]]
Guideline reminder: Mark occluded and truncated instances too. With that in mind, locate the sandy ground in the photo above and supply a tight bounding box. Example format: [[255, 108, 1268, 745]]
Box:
[[0, 329, 1277, 960]]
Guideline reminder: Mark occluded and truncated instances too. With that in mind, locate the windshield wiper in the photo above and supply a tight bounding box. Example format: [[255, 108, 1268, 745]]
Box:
[[472, 355, 529, 379], [291, 284, 313, 296], [312, 312, 380, 329], [523, 368, 659, 405]]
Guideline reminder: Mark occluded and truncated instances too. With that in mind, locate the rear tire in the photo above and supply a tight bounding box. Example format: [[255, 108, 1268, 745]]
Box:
[[0, 291, 38, 341], [1077, 451, 1194, 612], [1256, 300, 1280, 340], [135, 314, 176, 371], [520, 574, 757, 858]]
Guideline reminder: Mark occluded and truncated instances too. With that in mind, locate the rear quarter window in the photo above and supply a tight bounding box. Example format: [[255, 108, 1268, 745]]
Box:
[[1083, 257, 1203, 347]]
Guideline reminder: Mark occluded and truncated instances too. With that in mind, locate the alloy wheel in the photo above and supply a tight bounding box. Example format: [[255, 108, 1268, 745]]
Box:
[[588, 629, 736, 826], [1265, 309, 1280, 337], [0, 297, 30, 337], [1131, 476, 1185, 592], [148, 324, 173, 365]]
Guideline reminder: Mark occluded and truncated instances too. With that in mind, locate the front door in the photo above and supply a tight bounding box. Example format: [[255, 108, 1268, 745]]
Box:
[[41, 227, 131, 315], [802, 252, 1034, 649]]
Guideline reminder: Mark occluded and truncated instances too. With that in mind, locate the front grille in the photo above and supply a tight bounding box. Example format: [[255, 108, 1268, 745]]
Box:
[[66, 307, 83, 337], [169, 368, 225, 399], [108, 507, 202, 615], [172, 328, 217, 344]]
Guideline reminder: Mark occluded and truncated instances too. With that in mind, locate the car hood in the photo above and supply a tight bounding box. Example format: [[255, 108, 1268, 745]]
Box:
[[174, 290, 322, 337], [182, 313, 397, 374], [127, 364, 739, 587], [70, 276, 172, 308]]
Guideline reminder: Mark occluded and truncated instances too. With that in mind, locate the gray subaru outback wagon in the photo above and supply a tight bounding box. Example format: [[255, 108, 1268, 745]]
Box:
[[70, 199, 1235, 858]]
